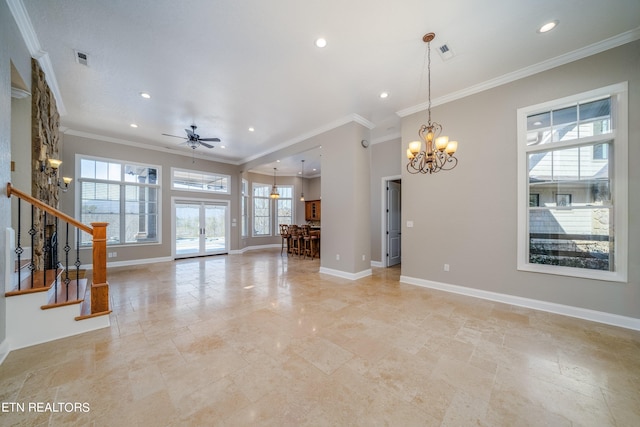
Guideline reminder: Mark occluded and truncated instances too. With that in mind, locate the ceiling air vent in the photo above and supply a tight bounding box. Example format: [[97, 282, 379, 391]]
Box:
[[436, 43, 455, 61], [74, 50, 89, 66]]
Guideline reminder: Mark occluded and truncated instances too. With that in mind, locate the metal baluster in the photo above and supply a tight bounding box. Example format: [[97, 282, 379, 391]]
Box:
[[28, 205, 36, 289], [43, 211, 49, 294], [64, 222, 71, 301], [53, 216, 59, 302], [75, 228, 81, 294], [15, 199, 23, 290]]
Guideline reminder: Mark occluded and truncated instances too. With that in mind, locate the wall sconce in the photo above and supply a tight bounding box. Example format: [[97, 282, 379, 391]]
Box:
[[41, 158, 62, 176], [59, 176, 73, 192], [41, 158, 73, 192]]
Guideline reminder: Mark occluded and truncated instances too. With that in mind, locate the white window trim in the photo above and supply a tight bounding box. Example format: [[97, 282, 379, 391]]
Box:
[[516, 82, 628, 282], [75, 153, 163, 247], [241, 178, 248, 238], [252, 182, 272, 237]]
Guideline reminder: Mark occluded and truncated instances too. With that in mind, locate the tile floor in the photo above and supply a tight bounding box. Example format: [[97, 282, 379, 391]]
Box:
[[1, 249, 639, 426]]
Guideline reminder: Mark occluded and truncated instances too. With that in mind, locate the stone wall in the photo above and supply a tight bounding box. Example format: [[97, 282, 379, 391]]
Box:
[[31, 58, 60, 269]]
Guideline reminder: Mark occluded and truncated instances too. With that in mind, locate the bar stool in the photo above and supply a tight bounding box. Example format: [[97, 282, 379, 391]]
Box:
[[309, 230, 320, 259], [279, 224, 290, 255], [299, 225, 311, 258], [289, 225, 301, 256]]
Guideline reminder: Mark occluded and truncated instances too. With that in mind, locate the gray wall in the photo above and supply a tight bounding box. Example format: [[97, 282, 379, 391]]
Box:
[[321, 122, 371, 274], [369, 138, 402, 264], [62, 133, 241, 263], [401, 40, 640, 319]]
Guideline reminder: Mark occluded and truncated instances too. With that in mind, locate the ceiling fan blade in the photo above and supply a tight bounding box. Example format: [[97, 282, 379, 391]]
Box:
[[199, 137, 221, 142], [162, 133, 186, 139], [185, 128, 195, 137], [200, 142, 215, 149]]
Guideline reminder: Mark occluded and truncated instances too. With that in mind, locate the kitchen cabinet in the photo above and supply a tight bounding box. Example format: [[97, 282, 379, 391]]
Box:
[[305, 200, 321, 221]]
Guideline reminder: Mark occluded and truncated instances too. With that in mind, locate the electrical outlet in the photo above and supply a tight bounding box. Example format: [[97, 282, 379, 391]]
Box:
[[336, 254, 340, 261], [444, 264, 450, 272], [362, 255, 366, 261]]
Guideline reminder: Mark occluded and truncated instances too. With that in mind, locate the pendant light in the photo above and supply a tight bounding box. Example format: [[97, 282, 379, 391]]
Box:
[[270, 168, 280, 199], [299, 160, 305, 201]]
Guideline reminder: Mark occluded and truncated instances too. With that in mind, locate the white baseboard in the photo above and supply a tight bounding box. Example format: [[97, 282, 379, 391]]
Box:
[[81, 256, 173, 270], [371, 260, 384, 268], [231, 244, 281, 254], [400, 275, 640, 331], [0, 339, 10, 365], [319, 267, 372, 281]]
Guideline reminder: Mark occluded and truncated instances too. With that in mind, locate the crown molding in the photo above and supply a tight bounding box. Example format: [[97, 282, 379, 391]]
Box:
[[63, 129, 241, 166], [11, 87, 31, 99], [242, 113, 375, 164], [7, 0, 67, 115], [397, 27, 640, 118]]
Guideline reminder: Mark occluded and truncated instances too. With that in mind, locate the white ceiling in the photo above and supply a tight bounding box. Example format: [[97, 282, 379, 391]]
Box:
[[15, 0, 640, 176]]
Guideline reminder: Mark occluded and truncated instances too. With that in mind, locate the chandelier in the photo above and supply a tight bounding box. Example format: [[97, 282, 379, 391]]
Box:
[[407, 32, 459, 174], [270, 168, 280, 199]]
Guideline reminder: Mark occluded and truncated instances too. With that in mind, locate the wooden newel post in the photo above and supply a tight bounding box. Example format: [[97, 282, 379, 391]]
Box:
[[91, 222, 110, 314]]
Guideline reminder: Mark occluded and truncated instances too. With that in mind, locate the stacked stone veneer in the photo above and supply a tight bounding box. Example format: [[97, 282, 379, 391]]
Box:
[[31, 58, 61, 270]]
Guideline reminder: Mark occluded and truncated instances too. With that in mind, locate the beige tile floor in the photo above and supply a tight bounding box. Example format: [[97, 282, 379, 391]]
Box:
[[1, 249, 639, 426]]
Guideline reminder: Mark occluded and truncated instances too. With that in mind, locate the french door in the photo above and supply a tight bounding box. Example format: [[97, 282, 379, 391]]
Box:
[[174, 200, 228, 258]]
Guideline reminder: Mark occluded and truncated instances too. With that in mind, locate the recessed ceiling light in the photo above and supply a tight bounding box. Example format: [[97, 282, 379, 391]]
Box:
[[315, 38, 327, 48], [538, 20, 558, 33], [248, 127, 255, 132], [139, 92, 151, 99], [220, 145, 226, 149], [379, 92, 389, 99], [130, 123, 138, 128], [276, 160, 280, 163], [312, 168, 317, 172]]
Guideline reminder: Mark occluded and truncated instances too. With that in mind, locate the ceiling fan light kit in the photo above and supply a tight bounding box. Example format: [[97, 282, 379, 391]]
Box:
[[162, 124, 220, 150]]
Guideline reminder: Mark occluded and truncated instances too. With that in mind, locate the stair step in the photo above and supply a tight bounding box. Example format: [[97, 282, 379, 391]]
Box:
[[41, 278, 88, 310], [15, 258, 31, 273], [75, 286, 112, 320], [5, 269, 61, 297]]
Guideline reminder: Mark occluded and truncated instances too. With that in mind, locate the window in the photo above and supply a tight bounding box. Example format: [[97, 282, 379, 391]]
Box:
[[251, 183, 294, 236], [253, 183, 271, 236], [171, 168, 230, 194], [78, 156, 161, 246], [517, 83, 628, 281], [276, 185, 293, 226], [241, 179, 248, 238]]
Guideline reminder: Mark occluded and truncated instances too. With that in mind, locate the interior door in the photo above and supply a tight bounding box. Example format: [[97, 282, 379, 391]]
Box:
[[387, 181, 401, 266], [175, 200, 227, 258]]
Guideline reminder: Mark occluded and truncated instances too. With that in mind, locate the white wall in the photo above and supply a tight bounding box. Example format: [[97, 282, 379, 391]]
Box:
[[1, 0, 33, 357]]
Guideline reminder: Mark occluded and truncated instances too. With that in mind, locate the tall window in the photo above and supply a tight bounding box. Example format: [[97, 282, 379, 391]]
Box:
[[251, 183, 294, 236], [517, 83, 628, 281], [276, 185, 293, 226], [241, 179, 248, 237], [253, 183, 271, 236], [78, 156, 161, 246]]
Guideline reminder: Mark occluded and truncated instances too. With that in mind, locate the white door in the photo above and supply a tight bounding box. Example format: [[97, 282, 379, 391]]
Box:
[[175, 200, 228, 258], [387, 181, 401, 266]]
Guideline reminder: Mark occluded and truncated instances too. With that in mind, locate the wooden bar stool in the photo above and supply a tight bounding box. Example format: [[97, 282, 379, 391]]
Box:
[[289, 225, 301, 256], [279, 224, 290, 255]]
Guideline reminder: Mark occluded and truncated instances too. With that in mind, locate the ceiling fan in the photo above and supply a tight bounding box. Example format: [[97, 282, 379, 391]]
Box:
[[162, 124, 220, 149]]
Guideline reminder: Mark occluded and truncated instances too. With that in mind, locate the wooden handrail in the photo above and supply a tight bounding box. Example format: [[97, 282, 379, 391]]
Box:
[[6, 182, 92, 235]]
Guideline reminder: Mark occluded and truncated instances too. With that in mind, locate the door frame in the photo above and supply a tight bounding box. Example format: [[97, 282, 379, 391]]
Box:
[[171, 196, 230, 259], [381, 175, 402, 267]]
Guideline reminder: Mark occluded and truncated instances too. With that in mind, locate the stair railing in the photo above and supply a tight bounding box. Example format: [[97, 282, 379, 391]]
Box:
[[6, 182, 110, 315]]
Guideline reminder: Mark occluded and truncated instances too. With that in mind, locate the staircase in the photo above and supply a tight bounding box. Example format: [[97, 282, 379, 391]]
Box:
[[5, 183, 111, 350]]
